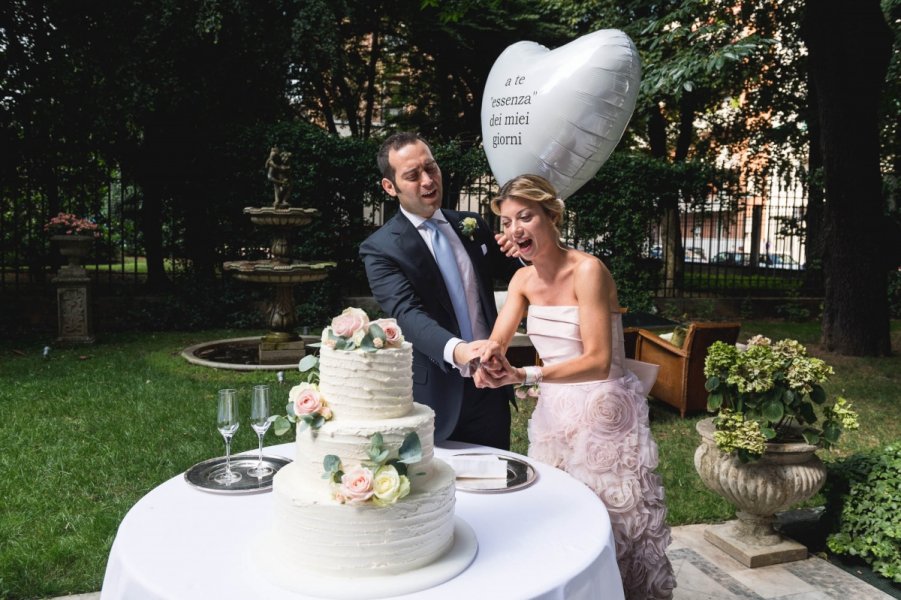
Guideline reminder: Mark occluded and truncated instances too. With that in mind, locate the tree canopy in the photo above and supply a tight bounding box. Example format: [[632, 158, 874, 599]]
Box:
[[1, 0, 897, 354]]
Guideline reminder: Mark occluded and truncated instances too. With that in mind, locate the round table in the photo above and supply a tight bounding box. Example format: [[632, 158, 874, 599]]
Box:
[[100, 442, 624, 600]]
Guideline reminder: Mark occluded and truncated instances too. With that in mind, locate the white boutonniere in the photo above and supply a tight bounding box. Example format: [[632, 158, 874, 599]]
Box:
[[459, 217, 478, 241]]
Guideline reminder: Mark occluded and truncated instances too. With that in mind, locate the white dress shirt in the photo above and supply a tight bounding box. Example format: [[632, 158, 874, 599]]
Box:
[[399, 206, 488, 373]]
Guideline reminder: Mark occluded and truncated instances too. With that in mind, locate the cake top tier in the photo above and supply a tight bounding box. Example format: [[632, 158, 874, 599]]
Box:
[[273, 307, 414, 434]]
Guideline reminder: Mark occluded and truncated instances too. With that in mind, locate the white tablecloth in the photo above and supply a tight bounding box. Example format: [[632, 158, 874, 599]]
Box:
[[101, 442, 624, 600]]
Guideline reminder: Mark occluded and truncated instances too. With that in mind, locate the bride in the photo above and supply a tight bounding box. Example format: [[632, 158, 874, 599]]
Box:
[[473, 174, 675, 600]]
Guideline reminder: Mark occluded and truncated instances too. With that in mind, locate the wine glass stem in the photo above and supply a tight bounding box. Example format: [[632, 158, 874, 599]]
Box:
[[257, 433, 264, 466], [224, 436, 233, 475]]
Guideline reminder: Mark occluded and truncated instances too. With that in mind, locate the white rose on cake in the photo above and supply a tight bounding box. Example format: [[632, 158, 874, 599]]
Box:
[[372, 464, 411, 507]]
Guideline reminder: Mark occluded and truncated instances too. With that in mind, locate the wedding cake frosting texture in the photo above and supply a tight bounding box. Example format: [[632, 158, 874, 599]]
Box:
[[269, 309, 457, 577]]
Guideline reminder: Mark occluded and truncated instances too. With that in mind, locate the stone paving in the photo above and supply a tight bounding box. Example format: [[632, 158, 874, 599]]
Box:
[[670, 524, 897, 600]]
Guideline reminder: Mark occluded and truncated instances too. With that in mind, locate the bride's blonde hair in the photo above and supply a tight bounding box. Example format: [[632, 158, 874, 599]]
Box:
[[490, 174, 565, 239]]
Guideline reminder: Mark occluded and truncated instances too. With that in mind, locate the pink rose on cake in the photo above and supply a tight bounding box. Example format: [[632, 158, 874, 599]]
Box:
[[337, 466, 375, 504], [322, 307, 407, 352], [331, 307, 370, 338], [371, 318, 404, 348], [273, 382, 332, 434], [288, 383, 331, 417]]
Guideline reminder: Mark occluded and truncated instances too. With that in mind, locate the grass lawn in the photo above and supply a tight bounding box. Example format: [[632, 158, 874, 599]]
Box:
[[1, 320, 899, 598]]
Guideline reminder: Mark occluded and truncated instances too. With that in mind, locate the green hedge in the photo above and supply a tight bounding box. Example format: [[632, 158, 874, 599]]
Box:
[[824, 443, 901, 583]]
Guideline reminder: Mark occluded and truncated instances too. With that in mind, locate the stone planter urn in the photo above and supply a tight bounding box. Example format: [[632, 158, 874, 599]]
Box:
[[694, 417, 827, 567], [50, 234, 95, 344], [51, 234, 93, 268]]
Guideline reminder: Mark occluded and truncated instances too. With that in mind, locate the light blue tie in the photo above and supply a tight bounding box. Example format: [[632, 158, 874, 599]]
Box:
[[424, 219, 473, 341]]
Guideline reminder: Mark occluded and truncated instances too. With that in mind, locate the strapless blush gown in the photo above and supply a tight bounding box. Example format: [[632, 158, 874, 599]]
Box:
[[527, 306, 675, 600]]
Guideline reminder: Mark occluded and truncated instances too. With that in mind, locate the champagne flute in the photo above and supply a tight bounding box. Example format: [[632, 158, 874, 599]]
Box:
[[214, 388, 242, 485], [248, 384, 273, 478]]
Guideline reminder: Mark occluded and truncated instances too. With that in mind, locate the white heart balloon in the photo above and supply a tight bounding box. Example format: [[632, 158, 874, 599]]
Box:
[[481, 29, 641, 199]]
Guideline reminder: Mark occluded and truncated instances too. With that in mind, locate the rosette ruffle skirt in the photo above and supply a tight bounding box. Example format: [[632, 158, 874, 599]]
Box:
[[529, 371, 676, 600]]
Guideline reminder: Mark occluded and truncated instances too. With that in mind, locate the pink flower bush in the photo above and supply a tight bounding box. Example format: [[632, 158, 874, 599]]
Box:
[[44, 213, 101, 238]]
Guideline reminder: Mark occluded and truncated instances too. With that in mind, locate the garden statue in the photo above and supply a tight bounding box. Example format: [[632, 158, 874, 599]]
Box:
[[190, 146, 334, 368], [266, 147, 292, 208]]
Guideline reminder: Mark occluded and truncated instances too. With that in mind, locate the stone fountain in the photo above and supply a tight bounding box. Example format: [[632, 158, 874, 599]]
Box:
[[182, 147, 335, 370]]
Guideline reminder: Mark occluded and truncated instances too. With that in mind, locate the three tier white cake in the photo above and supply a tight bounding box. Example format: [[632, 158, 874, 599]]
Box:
[[267, 309, 457, 578]]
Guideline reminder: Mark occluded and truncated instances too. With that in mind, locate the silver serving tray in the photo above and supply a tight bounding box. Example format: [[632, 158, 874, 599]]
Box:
[[184, 455, 291, 495], [452, 452, 538, 494]]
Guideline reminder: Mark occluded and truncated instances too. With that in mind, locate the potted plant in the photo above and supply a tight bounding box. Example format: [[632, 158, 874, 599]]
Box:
[[693, 334, 859, 567], [44, 212, 100, 267]]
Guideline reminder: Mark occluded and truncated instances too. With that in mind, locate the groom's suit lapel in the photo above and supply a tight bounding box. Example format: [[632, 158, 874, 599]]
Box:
[[388, 213, 455, 319]]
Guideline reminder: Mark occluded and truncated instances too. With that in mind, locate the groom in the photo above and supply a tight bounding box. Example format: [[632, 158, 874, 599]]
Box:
[[360, 132, 520, 449]]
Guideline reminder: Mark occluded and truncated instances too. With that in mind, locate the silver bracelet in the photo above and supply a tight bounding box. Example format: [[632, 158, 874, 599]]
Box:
[[522, 366, 543, 386]]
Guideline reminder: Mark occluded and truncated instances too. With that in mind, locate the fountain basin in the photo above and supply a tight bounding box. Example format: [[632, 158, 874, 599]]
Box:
[[222, 261, 335, 284], [181, 336, 320, 371], [244, 206, 319, 227]]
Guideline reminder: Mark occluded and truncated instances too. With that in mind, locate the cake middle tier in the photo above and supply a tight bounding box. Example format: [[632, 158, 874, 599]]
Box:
[[293, 402, 437, 483]]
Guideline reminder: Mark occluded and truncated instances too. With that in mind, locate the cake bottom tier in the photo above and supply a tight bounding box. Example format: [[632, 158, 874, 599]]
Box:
[[268, 458, 456, 577]]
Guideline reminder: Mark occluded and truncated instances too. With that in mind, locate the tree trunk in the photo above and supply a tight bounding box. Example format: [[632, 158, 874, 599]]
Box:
[[182, 180, 216, 282], [674, 93, 695, 162], [647, 103, 667, 159], [140, 179, 170, 292], [647, 102, 684, 294], [362, 25, 380, 140], [801, 68, 825, 295], [802, 0, 892, 356], [313, 72, 338, 135]]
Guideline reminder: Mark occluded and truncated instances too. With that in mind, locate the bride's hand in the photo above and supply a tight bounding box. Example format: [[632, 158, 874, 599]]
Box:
[[476, 353, 521, 388]]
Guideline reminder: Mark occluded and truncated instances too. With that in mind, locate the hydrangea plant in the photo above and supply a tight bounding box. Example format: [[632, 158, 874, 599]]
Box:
[[704, 335, 859, 462]]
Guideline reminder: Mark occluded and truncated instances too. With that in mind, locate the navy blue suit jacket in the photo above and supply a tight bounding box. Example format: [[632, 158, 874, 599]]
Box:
[[359, 208, 519, 443]]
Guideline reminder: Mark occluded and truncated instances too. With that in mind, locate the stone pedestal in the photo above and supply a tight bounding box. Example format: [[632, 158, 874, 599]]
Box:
[[703, 521, 808, 568], [259, 339, 305, 365], [54, 271, 95, 344], [694, 418, 826, 568], [51, 235, 95, 344]]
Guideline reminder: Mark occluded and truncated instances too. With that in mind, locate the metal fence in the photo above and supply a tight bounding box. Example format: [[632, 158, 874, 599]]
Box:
[[1, 168, 808, 298], [651, 174, 809, 297], [448, 171, 809, 298], [0, 171, 184, 293]]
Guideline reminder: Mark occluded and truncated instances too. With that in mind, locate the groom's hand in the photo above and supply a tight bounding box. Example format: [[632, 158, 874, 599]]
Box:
[[495, 233, 521, 259]]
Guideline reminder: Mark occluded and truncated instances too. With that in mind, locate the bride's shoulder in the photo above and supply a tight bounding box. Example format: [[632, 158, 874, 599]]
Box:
[[509, 263, 535, 286], [571, 251, 608, 274]]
